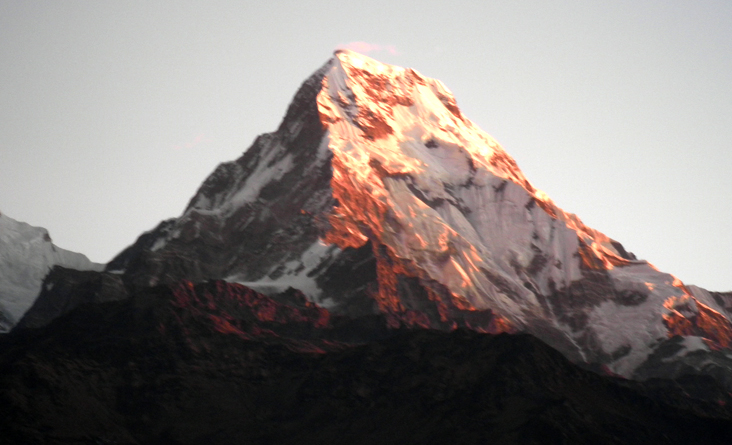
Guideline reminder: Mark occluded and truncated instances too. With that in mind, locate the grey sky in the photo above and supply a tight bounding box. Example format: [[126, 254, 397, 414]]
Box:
[[1, 1, 730, 291]]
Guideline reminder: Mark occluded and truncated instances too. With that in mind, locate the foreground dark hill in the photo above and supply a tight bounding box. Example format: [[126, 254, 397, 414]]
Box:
[[2, 281, 732, 444]]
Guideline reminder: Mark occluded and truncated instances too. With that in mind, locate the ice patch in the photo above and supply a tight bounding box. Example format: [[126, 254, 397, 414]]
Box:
[[227, 241, 341, 305], [150, 238, 167, 252]]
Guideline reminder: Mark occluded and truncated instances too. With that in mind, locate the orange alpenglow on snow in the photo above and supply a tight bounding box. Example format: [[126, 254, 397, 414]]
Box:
[[317, 50, 631, 315], [312, 50, 732, 373]]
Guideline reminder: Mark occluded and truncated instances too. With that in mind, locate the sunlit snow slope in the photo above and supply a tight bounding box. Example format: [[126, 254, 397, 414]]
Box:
[[0, 212, 103, 331], [109, 50, 732, 380], [314, 50, 732, 376]]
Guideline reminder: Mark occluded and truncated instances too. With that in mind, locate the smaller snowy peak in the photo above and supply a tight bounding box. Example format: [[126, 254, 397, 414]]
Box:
[[0, 212, 103, 331]]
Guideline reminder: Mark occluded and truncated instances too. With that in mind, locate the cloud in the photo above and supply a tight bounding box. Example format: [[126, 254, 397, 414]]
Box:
[[172, 134, 210, 150], [337, 41, 399, 56]]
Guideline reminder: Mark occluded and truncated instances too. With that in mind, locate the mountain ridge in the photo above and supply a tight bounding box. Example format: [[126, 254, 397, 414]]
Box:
[[15, 50, 732, 387], [91, 50, 732, 381], [4, 50, 732, 442]]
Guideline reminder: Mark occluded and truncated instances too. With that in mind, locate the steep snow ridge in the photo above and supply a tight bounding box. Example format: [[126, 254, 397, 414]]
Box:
[[318, 51, 613, 311], [323, 50, 629, 268], [149, 116, 334, 259], [109, 60, 338, 289], [0, 212, 103, 330]]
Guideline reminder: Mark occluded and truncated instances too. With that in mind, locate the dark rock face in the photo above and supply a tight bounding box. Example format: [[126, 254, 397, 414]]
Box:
[[1, 283, 732, 444], [633, 335, 732, 390], [712, 292, 732, 313], [314, 241, 379, 316], [0, 309, 13, 333], [16, 266, 128, 330], [105, 218, 177, 274]]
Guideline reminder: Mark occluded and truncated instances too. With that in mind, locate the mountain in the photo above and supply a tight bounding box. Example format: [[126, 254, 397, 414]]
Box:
[[85, 50, 732, 385], [0, 212, 102, 332], [4, 50, 732, 442]]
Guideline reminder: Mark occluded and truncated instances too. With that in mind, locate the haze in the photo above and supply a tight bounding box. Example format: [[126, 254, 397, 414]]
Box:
[[1, 1, 730, 291]]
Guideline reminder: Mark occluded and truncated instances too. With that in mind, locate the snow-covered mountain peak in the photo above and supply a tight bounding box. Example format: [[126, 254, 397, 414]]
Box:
[[318, 52, 638, 306], [107, 53, 732, 381], [0, 212, 103, 331]]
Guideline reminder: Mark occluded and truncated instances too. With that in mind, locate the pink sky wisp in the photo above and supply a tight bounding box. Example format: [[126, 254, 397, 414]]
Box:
[[172, 134, 209, 150], [338, 41, 398, 55]]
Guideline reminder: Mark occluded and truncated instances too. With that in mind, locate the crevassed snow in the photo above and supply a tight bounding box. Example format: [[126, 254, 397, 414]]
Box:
[[0, 212, 103, 331], [579, 263, 689, 375]]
